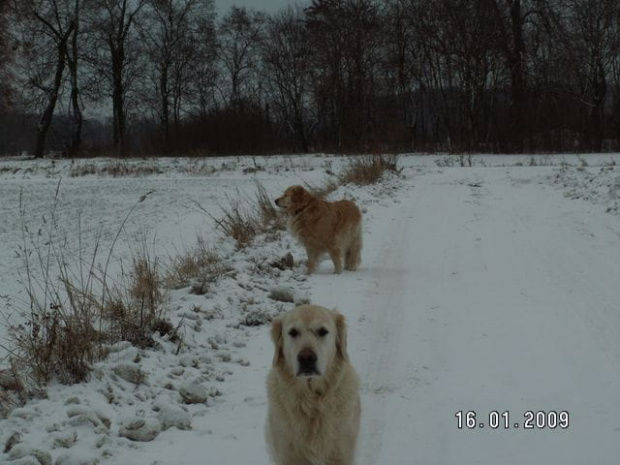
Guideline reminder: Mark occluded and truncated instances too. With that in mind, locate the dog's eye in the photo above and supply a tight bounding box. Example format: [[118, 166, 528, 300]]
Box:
[[317, 327, 329, 337], [288, 328, 299, 338]]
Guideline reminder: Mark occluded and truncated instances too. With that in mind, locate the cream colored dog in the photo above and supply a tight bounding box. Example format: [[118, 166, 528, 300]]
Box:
[[266, 305, 361, 465], [275, 186, 362, 274]]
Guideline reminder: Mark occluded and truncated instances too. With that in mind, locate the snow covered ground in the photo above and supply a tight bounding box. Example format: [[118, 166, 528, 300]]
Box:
[[0, 153, 619, 465]]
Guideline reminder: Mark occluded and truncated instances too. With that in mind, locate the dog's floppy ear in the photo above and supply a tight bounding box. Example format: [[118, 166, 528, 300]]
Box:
[[271, 317, 283, 367], [291, 186, 305, 204], [335, 312, 349, 362]]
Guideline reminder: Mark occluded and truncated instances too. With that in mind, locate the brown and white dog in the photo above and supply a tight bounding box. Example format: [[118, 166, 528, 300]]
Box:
[[266, 305, 361, 465], [275, 186, 362, 274]]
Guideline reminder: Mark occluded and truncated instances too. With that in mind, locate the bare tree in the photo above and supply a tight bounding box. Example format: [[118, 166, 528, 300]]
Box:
[[608, 18, 620, 144], [0, 0, 18, 154], [141, 0, 215, 153], [397, 0, 503, 150], [262, 7, 314, 152], [3, 0, 620, 156], [305, 0, 383, 150], [193, 26, 218, 118], [65, 0, 83, 157], [12, 0, 77, 158], [0, 0, 14, 112], [558, 0, 618, 150], [382, 0, 422, 149], [485, 0, 534, 151], [88, 0, 147, 156], [217, 6, 266, 109]]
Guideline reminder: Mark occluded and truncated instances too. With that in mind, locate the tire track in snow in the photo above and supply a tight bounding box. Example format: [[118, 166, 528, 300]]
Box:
[[355, 199, 416, 465], [305, 168, 620, 464], [303, 180, 420, 465]]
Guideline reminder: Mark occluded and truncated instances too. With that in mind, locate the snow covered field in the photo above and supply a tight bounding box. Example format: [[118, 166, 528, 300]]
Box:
[[1, 153, 619, 465]]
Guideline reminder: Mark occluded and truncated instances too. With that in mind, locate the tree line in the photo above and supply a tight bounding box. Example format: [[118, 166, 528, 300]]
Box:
[[1, 0, 619, 157]]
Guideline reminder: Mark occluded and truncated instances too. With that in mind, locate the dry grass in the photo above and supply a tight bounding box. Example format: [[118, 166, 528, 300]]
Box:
[[214, 200, 258, 249], [69, 161, 163, 177], [130, 250, 163, 314], [164, 236, 231, 292], [255, 181, 286, 231], [6, 186, 167, 391], [12, 303, 103, 385], [304, 178, 340, 199], [10, 256, 106, 385], [201, 181, 288, 249], [104, 244, 168, 348], [338, 154, 400, 186], [9, 183, 104, 385], [0, 363, 30, 419], [10, 238, 169, 385]]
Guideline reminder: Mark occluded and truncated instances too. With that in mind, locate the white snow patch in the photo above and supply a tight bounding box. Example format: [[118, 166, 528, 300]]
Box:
[[1, 153, 619, 464]]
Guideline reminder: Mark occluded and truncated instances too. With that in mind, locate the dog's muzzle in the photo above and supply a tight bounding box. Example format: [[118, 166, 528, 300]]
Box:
[[296, 348, 319, 377]]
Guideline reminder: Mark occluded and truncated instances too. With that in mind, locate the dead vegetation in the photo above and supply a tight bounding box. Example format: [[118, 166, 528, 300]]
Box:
[[9, 237, 169, 387], [0, 364, 29, 418], [2, 187, 171, 401], [338, 154, 400, 186], [164, 236, 231, 293], [201, 181, 288, 249], [212, 199, 259, 249], [304, 178, 340, 199], [103, 244, 169, 348], [69, 161, 164, 177], [255, 181, 287, 231]]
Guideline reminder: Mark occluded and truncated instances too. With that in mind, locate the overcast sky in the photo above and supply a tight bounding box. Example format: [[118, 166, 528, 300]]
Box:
[[216, 0, 304, 14]]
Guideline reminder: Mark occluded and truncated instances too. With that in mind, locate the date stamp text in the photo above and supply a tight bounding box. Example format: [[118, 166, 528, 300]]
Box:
[[455, 410, 570, 430]]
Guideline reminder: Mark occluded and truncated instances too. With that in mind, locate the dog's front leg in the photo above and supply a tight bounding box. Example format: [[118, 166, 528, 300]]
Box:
[[306, 248, 320, 274], [328, 247, 343, 274]]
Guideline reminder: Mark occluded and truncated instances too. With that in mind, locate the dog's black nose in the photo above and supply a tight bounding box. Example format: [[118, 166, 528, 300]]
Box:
[[274, 198, 280, 206], [297, 348, 317, 369]]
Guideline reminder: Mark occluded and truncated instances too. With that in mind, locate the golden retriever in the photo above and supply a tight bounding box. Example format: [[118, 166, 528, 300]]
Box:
[[275, 186, 362, 274], [266, 304, 361, 465]]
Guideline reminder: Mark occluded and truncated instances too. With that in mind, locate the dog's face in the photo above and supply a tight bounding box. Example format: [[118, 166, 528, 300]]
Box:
[[271, 305, 348, 379], [274, 186, 310, 213]]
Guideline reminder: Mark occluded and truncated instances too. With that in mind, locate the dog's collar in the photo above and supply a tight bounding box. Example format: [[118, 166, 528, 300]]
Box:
[[292, 203, 309, 216]]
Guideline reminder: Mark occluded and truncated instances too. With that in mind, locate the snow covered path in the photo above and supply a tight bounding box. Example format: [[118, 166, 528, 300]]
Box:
[[311, 168, 620, 464]]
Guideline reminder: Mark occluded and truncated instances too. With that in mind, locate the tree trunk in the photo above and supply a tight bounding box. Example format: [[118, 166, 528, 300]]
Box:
[[67, 3, 82, 157], [591, 61, 607, 151], [111, 45, 126, 156], [160, 64, 170, 154], [292, 105, 308, 152], [508, 0, 526, 152], [34, 23, 75, 158]]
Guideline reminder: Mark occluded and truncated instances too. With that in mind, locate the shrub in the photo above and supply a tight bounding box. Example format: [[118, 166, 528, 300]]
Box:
[[164, 236, 230, 291], [205, 181, 288, 249], [255, 181, 286, 231], [214, 200, 258, 249], [338, 154, 400, 186], [104, 245, 167, 348], [0, 364, 29, 418], [304, 178, 340, 199], [7, 187, 165, 388]]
